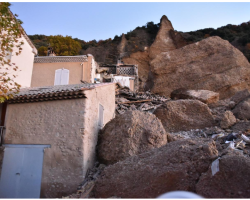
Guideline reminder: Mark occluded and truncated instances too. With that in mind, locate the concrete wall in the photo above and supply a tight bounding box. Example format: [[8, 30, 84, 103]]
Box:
[[31, 61, 89, 87], [1, 35, 35, 88], [82, 83, 116, 171], [4, 99, 87, 198]]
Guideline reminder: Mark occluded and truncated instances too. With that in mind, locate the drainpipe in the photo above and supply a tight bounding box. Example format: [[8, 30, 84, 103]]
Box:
[[80, 63, 84, 82]]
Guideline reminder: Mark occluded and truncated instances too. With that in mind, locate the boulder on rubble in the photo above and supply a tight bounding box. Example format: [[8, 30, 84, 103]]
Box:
[[220, 111, 236, 129], [149, 36, 250, 99], [93, 139, 218, 198], [97, 110, 169, 165], [149, 15, 177, 60], [196, 153, 250, 198], [232, 121, 250, 133], [170, 88, 219, 104], [230, 89, 250, 106], [154, 99, 216, 132], [232, 98, 250, 120]]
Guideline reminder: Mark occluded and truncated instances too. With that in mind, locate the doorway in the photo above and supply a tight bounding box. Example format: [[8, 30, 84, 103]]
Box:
[[0, 144, 50, 198]]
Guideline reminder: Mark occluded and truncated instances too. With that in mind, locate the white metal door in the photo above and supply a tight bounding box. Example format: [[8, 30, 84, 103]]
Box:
[[0, 144, 50, 198]]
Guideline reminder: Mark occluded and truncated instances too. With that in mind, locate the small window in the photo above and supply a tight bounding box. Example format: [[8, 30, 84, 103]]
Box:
[[98, 104, 104, 128], [54, 68, 69, 85]]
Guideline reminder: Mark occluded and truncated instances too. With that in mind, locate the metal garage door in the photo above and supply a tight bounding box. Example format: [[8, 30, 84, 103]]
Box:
[[0, 144, 50, 198]]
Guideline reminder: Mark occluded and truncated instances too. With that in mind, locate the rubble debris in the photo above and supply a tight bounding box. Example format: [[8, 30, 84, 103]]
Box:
[[97, 110, 169, 165], [62, 162, 105, 199], [115, 83, 169, 114], [211, 157, 220, 176]]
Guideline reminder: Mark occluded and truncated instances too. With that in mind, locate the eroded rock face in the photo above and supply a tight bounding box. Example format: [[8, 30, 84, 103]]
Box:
[[93, 139, 218, 198], [171, 88, 219, 104], [122, 51, 150, 90], [149, 36, 250, 99], [220, 111, 236, 129], [232, 98, 250, 120], [154, 100, 216, 132], [97, 110, 168, 165], [196, 153, 250, 198], [149, 15, 177, 60]]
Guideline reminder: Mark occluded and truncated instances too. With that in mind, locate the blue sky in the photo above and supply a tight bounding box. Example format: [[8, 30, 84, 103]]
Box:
[[10, 2, 250, 42]]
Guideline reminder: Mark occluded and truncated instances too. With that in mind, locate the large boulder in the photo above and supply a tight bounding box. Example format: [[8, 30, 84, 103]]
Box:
[[149, 15, 177, 60], [93, 139, 218, 198], [154, 100, 216, 132], [196, 153, 250, 198], [149, 36, 250, 99], [171, 88, 219, 104], [232, 97, 250, 120], [97, 110, 168, 165]]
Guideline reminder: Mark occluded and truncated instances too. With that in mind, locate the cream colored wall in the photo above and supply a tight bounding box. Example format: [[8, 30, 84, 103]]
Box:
[[82, 83, 116, 172], [2, 35, 35, 88], [4, 99, 87, 198], [31, 62, 89, 87], [89, 55, 98, 83]]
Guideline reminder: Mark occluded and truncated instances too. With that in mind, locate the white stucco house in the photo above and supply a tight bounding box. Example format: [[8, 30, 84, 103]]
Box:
[[2, 10, 38, 88]]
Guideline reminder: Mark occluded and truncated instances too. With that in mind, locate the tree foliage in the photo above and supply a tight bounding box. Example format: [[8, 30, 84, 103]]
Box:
[[38, 46, 47, 56], [0, 2, 23, 103], [47, 35, 81, 56]]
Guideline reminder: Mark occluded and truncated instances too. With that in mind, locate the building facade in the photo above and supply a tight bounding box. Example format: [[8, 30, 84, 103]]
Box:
[[0, 83, 115, 198], [31, 54, 98, 88]]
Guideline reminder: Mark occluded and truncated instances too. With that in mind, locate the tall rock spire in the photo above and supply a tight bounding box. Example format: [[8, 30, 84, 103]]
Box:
[[149, 15, 177, 59]]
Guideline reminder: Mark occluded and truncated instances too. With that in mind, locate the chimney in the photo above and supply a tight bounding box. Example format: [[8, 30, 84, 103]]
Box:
[[47, 47, 56, 56]]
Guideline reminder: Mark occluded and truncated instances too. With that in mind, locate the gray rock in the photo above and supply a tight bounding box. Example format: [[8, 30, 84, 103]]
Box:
[[232, 98, 250, 120]]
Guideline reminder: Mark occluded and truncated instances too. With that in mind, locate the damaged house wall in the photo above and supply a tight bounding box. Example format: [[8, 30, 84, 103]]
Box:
[[2, 83, 115, 198]]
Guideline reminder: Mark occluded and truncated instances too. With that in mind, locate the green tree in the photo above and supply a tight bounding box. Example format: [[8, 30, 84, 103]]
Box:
[[38, 46, 47, 56], [0, 2, 23, 102], [47, 35, 81, 56]]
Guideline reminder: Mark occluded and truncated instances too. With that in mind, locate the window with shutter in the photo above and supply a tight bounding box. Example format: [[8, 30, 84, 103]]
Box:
[[54, 68, 69, 85]]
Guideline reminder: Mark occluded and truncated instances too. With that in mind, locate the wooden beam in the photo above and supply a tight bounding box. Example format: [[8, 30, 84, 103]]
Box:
[[119, 99, 152, 104]]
